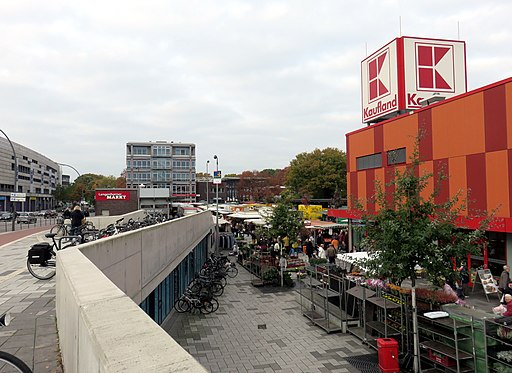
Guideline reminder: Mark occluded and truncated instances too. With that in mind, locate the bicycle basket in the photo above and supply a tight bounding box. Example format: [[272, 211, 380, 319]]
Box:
[[28, 243, 52, 264]]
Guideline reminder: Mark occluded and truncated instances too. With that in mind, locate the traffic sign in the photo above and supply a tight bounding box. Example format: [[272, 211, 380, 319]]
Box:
[[10, 192, 26, 202], [213, 170, 222, 185]]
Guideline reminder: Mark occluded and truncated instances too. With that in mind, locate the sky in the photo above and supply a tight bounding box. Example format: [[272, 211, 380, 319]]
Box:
[[1, 1, 511, 179]]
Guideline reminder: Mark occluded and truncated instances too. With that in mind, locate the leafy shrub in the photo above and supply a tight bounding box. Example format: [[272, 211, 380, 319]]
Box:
[[309, 258, 328, 266], [261, 266, 280, 284], [283, 272, 295, 287]]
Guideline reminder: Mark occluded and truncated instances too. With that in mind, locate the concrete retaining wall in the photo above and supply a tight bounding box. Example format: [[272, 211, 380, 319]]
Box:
[[56, 211, 212, 372]]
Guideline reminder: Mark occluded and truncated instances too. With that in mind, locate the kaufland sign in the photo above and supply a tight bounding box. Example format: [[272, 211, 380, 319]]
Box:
[[361, 36, 466, 123]]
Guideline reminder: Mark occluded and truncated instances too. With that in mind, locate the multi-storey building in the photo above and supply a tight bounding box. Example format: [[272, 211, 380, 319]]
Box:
[[0, 137, 60, 211], [196, 176, 240, 204], [125, 141, 196, 203]]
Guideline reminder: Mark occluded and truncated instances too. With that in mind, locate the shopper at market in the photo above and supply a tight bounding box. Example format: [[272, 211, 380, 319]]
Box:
[[271, 238, 281, 259], [316, 231, 324, 247], [331, 235, 339, 252], [317, 244, 326, 259], [305, 238, 314, 260], [499, 265, 510, 292], [502, 294, 512, 317], [458, 263, 470, 298], [326, 244, 337, 264], [289, 240, 299, 256], [283, 235, 290, 254]]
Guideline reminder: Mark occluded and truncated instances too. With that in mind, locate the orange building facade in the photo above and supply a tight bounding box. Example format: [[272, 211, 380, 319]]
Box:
[[329, 77, 512, 274]]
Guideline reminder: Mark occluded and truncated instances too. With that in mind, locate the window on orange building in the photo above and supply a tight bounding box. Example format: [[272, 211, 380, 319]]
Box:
[[356, 153, 382, 170], [387, 148, 406, 165]]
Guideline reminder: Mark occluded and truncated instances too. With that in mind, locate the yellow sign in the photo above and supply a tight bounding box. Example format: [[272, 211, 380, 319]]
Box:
[[298, 205, 323, 220]]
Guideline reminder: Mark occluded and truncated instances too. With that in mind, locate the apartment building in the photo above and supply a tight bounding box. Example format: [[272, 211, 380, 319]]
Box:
[[125, 141, 196, 203]]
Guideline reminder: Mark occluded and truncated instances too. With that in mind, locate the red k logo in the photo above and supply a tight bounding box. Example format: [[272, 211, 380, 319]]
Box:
[[368, 49, 390, 101], [416, 44, 454, 91]]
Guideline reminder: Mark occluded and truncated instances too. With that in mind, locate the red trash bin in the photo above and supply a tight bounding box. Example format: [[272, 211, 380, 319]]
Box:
[[377, 338, 400, 373]]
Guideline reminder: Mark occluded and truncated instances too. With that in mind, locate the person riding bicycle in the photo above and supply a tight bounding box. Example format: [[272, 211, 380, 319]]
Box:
[[70, 204, 85, 236]]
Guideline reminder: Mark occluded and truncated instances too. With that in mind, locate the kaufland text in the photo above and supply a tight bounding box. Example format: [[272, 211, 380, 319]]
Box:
[[364, 95, 397, 120]]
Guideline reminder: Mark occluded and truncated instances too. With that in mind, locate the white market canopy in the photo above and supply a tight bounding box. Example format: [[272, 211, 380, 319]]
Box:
[[304, 220, 345, 230], [207, 207, 232, 215], [214, 217, 230, 225], [227, 212, 263, 219], [244, 218, 269, 226]]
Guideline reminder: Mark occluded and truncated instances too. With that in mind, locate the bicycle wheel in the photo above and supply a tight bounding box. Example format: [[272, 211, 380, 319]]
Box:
[[189, 281, 203, 294], [200, 301, 214, 315], [209, 298, 219, 313], [217, 276, 227, 287], [212, 283, 224, 297], [27, 251, 56, 280], [0, 351, 32, 373], [174, 299, 191, 313], [50, 224, 66, 236], [226, 266, 238, 278]]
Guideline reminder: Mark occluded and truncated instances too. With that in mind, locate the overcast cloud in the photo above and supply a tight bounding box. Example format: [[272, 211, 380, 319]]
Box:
[[1, 0, 511, 178]]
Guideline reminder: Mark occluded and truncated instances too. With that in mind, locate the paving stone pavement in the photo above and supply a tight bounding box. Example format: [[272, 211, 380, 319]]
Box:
[[163, 263, 373, 373], [0, 231, 62, 373]]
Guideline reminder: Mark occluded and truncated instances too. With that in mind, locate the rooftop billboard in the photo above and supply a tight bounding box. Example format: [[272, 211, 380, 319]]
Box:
[[361, 36, 466, 123]]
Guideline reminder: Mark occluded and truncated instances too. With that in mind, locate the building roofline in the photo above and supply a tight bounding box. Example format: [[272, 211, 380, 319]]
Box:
[[347, 76, 512, 137]]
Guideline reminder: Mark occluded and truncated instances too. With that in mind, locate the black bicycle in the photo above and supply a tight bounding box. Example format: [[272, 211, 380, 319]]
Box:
[[0, 313, 32, 372], [173, 290, 216, 314], [26, 233, 77, 280]]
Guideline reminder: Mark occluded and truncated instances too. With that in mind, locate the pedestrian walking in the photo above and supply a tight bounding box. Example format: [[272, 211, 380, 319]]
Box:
[[326, 244, 336, 264], [499, 265, 510, 293], [305, 238, 314, 260], [70, 204, 85, 236]]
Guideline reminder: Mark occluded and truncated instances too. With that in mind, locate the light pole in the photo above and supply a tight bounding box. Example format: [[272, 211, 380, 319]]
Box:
[[206, 160, 210, 209], [58, 163, 81, 179], [214, 155, 219, 255], [58, 163, 83, 205], [0, 129, 18, 232]]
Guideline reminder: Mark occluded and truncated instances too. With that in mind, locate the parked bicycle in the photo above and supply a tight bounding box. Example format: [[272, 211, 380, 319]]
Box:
[[173, 289, 217, 314], [49, 216, 70, 236], [0, 313, 32, 372], [189, 274, 225, 297], [26, 233, 77, 280], [201, 254, 238, 279]]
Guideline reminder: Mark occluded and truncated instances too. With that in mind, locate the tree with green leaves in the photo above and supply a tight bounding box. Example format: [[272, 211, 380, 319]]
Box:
[[53, 174, 125, 205], [357, 145, 488, 288], [356, 141, 489, 373], [267, 200, 303, 241], [285, 147, 346, 200], [236, 169, 286, 203]]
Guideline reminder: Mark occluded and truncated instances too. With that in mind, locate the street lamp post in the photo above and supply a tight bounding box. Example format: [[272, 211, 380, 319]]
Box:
[[0, 129, 18, 232], [214, 155, 219, 255], [58, 163, 82, 204], [206, 160, 210, 209]]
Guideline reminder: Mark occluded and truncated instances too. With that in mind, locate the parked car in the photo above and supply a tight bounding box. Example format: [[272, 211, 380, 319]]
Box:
[[43, 210, 58, 218], [17, 212, 37, 224], [0, 212, 13, 221]]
